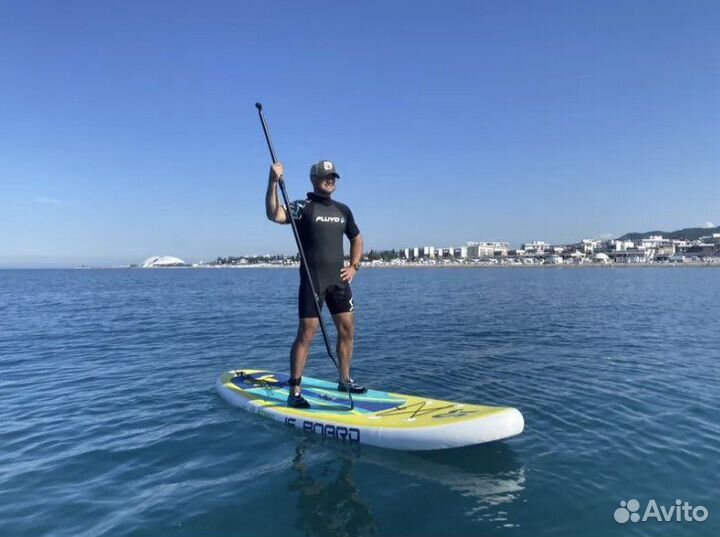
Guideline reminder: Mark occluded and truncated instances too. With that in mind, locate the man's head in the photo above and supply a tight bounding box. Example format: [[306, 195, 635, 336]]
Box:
[[310, 160, 339, 197]]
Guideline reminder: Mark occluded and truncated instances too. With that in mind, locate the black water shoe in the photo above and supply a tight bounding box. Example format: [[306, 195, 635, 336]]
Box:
[[287, 392, 310, 409], [337, 379, 367, 394]]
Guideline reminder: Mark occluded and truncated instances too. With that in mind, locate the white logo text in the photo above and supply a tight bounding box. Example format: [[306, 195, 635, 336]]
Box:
[[614, 499, 709, 524]]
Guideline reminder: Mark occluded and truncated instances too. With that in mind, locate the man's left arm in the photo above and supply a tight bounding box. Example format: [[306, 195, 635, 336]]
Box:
[[341, 234, 363, 283], [350, 234, 363, 268]]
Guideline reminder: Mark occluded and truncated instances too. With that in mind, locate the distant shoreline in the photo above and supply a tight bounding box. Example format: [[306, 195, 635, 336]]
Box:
[[3, 262, 719, 270], [137, 262, 720, 270]]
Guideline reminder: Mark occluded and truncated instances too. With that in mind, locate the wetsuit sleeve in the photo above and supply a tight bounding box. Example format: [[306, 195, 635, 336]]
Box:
[[342, 205, 360, 240], [286, 200, 307, 221]]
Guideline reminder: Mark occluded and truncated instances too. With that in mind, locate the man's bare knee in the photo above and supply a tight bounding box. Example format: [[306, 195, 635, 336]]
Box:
[[339, 325, 354, 342], [296, 319, 319, 346], [334, 314, 354, 341]]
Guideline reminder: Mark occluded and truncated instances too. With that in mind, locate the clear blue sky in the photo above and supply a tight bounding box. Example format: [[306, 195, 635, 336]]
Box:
[[1, 0, 718, 267]]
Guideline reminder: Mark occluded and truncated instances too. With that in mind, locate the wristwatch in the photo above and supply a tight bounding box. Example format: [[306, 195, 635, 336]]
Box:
[[352, 262, 361, 271]]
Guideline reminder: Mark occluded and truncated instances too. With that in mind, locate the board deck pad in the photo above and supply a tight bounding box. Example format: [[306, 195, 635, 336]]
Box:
[[217, 369, 524, 451]]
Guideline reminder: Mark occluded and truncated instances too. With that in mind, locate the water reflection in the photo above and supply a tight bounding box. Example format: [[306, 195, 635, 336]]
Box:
[[288, 436, 525, 535], [289, 442, 376, 537], [364, 442, 526, 523]]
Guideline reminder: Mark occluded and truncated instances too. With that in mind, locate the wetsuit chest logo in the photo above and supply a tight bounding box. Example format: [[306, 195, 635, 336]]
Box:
[[315, 216, 345, 224]]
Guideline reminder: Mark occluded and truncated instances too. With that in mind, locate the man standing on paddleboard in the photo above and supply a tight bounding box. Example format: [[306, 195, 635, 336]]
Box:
[[265, 160, 366, 408]]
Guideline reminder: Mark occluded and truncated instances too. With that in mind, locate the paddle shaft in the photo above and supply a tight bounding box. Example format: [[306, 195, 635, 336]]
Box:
[[255, 102, 354, 410]]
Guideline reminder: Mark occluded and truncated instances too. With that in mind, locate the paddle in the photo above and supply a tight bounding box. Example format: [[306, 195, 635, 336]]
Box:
[[255, 102, 354, 411]]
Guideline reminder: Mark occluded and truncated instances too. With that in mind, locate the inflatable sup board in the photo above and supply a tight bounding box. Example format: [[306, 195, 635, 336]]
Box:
[[217, 369, 524, 451]]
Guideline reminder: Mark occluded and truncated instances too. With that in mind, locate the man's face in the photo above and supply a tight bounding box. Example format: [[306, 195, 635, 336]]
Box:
[[311, 175, 337, 196]]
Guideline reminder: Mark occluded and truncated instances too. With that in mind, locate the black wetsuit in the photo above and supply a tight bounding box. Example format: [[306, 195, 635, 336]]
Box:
[[288, 192, 360, 318]]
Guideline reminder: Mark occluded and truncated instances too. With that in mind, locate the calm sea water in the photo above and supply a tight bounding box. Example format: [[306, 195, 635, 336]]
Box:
[[1, 267, 718, 537]]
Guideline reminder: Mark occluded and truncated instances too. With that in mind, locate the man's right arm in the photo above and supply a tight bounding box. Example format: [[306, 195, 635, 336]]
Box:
[[265, 163, 289, 224]]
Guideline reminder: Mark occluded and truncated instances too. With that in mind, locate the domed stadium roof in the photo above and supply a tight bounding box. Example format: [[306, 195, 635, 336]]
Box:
[[142, 255, 186, 268]]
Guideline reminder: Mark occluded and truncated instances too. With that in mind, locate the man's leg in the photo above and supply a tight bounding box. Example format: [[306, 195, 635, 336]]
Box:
[[332, 312, 354, 382], [290, 317, 319, 395]]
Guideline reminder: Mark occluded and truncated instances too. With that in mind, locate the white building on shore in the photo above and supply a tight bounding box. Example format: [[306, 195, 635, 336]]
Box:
[[466, 241, 509, 258], [142, 255, 187, 268], [522, 241, 547, 255]]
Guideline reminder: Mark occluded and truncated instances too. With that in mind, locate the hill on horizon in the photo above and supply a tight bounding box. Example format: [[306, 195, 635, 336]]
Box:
[[618, 226, 720, 241]]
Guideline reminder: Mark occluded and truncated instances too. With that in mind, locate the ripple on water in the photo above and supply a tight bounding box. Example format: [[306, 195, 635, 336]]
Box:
[[0, 268, 718, 537]]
